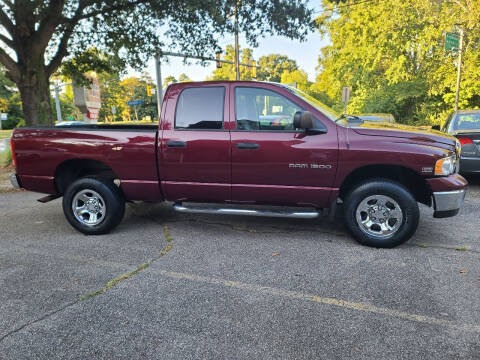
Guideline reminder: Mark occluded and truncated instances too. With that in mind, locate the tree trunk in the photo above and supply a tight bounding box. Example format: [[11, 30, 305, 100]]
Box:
[[18, 57, 53, 127]]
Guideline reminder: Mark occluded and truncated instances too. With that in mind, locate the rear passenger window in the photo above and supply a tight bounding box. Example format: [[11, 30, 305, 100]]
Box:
[[175, 87, 225, 130]]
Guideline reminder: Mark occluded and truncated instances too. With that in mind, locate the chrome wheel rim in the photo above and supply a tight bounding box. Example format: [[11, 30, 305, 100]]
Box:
[[355, 195, 403, 238], [72, 189, 106, 226]]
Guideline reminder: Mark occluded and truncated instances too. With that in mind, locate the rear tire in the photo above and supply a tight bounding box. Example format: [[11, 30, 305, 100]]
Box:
[[344, 179, 419, 248], [62, 177, 125, 235]]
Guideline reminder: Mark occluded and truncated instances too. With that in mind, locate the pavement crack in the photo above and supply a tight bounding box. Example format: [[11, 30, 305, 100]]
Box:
[[0, 299, 80, 343], [411, 242, 480, 254], [80, 226, 173, 300], [0, 226, 173, 343]]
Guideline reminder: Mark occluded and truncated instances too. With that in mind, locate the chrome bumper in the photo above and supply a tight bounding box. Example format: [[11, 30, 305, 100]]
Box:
[[9, 173, 20, 189], [432, 189, 466, 218]]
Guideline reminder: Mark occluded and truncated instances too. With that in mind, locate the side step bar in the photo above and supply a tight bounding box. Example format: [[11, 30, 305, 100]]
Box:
[[173, 203, 319, 219]]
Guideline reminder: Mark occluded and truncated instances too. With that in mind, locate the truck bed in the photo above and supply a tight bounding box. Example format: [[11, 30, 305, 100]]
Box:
[[12, 125, 162, 201]]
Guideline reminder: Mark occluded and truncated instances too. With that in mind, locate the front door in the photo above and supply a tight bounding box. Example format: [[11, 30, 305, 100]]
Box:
[[230, 84, 338, 208], [160, 84, 231, 203]]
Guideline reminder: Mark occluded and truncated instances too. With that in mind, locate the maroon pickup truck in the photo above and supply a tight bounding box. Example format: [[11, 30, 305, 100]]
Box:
[[10, 81, 467, 247]]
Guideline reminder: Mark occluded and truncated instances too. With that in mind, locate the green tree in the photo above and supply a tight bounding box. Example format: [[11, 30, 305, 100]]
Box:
[[120, 77, 156, 121], [0, 1, 314, 126], [0, 65, 22, 128], [163, 76, 177, 88], [315, 0, 480, 124], [178, 73, 191, 82], [209, 45, 254, 80], [97, 72, 126, 123], [257, 54, 298, 82], [281, 69, 310, 92]]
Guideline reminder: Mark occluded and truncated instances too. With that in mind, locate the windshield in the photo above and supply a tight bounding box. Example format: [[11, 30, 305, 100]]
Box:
[[283, 86, 340, 122], [453, 113, 480, 131]]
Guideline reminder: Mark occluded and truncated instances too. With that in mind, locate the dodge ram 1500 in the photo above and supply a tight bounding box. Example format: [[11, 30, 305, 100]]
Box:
[[10, 81, 467, 247]]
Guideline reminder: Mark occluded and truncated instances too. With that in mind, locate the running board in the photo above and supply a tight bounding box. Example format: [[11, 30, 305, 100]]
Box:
[[173, 203, 319, 219], [37, 194, 61, 203]]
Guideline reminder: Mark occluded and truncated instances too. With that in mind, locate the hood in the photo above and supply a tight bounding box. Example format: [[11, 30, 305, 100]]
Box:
[[347, 121, 456, 146]]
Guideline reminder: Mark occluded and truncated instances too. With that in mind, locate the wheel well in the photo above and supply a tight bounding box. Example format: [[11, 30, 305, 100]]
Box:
[[55, 159, 119, 194], [339, 165, 432, 206]]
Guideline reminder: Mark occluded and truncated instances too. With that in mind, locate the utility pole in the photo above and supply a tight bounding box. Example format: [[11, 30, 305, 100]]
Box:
[[155, 54, 163, 117], [454, 28, 464, 112], [54, 83, 62, 123], [234, 3, 240, 80]]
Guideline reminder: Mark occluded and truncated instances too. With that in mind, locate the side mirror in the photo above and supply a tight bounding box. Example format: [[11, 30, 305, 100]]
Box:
[[294, 111, 327, 134], [294, 111, 314, 130], [431, 125, 441, 131]]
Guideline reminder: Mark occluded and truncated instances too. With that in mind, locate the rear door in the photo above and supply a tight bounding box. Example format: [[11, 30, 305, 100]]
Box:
[[159, 84, 231, 202], [230, 84, 338, 208]]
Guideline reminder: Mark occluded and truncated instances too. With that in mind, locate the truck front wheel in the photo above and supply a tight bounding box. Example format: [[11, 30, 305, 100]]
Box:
[[344, 179, 419, 248], [62, 177, 125, 235]]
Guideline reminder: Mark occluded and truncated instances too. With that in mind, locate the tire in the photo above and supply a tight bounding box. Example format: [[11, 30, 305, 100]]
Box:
[[343, 179, 419, 248], [62, 177, 125, 235]]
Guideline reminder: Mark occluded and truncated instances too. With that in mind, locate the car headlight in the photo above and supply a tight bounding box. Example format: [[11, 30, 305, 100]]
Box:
[[435, 155, 456, 176]]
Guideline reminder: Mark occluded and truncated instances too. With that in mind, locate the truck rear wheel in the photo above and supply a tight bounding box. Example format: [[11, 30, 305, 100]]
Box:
[[344, 179, 419, 248], [62, 177, 125, 235]]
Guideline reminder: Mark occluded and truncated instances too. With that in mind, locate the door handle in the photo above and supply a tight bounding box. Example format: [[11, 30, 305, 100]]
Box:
[[237, 142, 259, 150], [167, 140, 187, 148]]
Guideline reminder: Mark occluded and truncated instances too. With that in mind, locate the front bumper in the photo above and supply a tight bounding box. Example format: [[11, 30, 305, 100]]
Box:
[[9, 173, 20, 189], [432, 189, 466, 218], [459, 156, 480, 174]]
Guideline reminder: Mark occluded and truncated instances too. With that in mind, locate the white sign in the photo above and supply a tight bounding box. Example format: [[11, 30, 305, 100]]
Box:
[[0, 139, 8, 152], [0, 113, 7, 121], [111, 106, 116, 115]]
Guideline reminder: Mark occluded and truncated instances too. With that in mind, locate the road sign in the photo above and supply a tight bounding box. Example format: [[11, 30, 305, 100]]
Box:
[[111, 106, 116, 115], [1, 113, 7, 120], [445, 32, 460, 51], [126, 100, 143, 106], [342, 87, 351, 103]]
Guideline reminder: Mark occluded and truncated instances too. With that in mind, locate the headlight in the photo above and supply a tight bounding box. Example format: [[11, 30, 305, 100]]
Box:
[[435, 155, 456, 176]]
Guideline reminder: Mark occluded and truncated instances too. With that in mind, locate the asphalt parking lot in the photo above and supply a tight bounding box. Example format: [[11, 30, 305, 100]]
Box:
[[0, 176, 479, 359]]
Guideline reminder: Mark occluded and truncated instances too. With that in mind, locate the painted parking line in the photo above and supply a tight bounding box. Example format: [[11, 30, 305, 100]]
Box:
[[153, 269, 480, 333]]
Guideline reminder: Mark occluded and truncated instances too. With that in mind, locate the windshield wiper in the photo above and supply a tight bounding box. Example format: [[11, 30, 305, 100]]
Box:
[[335, 114, 362, 123]]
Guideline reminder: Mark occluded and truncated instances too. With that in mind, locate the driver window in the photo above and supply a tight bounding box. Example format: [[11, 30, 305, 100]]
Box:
[[235, 87, 302, 131]]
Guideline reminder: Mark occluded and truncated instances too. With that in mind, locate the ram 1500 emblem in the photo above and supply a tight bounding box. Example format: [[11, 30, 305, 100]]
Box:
[[289, 164, 332, 169]]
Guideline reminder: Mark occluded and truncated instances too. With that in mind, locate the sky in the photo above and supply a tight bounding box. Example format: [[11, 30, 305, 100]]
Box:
[[141, 1, 329, 83]]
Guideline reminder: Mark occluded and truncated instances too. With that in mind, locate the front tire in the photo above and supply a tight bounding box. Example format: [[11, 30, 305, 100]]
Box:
[[344, 179, 419, 248], [62, 177, 125, 235]]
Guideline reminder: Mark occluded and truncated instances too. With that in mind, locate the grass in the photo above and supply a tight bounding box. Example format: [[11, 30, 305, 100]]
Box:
[[416, 243, 428, 248], [0, 130, 12, 138]]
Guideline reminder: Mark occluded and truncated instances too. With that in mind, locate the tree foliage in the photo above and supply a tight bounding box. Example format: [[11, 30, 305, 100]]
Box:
[[257, 54, 298, 82], [316, 0, 480, 124], [0, 0, 314, 126], [209, 45, 255, 80]]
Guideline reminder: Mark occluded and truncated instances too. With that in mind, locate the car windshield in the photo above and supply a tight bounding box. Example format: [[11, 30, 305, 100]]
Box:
[[283, 86, 340, 122], [453, 113, 480, 131]]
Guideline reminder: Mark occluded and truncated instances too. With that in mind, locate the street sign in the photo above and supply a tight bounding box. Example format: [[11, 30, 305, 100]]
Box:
[[342, 87, 351, 103], [111, 106, 116, 115], [126, 100, 143, 106], [445, 32, 459, 51]]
